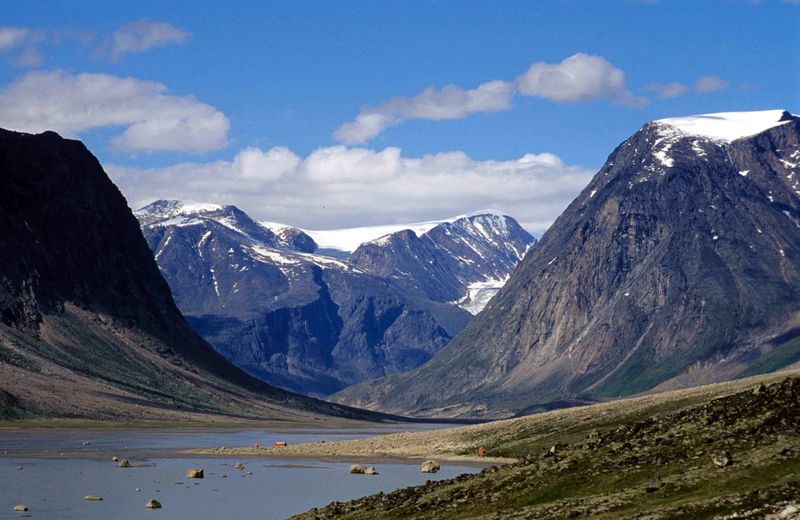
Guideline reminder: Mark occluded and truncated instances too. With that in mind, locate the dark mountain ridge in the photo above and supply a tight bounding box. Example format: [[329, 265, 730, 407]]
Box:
[[0, 128, 377, 421]]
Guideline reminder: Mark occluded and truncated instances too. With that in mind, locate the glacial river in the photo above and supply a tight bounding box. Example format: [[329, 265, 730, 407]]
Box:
[[0, 425, 480, 519]]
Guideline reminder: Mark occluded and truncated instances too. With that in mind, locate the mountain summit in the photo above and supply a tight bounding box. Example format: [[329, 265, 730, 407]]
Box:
[[333, 109, 800, 418]]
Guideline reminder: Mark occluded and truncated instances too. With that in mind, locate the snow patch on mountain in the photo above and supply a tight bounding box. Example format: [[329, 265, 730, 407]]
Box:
[[456, 277, 509, 315], [263, 209, 510, 254], [656, 109, 794, 142]]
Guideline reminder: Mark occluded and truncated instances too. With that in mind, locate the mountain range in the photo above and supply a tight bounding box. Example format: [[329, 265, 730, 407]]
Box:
[[137, 202, 535, 397], [333, 109, 800, 418]]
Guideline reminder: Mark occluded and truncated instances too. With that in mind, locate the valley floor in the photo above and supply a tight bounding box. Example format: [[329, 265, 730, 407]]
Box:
[[189, 369, 800, 519]]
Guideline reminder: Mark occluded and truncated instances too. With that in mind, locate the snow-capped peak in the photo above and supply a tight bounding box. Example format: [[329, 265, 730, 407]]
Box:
[[271, 211, 514, 254], [655, 109, 795, 142], [135, 199, 226, 223]]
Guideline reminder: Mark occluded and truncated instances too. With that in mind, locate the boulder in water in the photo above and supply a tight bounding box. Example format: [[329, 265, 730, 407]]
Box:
[[186, 468, 204, 478], [420, 460, 440, 473]]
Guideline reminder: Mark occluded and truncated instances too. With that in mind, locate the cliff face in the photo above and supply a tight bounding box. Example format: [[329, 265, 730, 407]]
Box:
[[333, 110, 800, 418], [0, 129, 374, 421]]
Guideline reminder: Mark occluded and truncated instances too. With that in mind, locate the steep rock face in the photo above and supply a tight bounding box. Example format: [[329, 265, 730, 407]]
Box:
[[138, 201, 470, 397], [349, 214, 535, 313], [0, 129, 373, 421], [333, 110, 800, 418]]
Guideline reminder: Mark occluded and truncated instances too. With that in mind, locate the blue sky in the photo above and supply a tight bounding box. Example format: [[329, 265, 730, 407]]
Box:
[[1, 1, 798, 231]]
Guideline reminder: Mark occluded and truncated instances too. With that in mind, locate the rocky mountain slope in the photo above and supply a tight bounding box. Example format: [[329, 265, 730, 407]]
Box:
[[349, 213, 535, 314], [137, 201, 474, 397], [333, 109, 800, 418], [0, 128, 377, 422]]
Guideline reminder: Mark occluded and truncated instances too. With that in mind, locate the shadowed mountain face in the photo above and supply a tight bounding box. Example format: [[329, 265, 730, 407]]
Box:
[[333, 110, 800, 419], [137, 201, 474, 397], [0, 129, 375, 421]]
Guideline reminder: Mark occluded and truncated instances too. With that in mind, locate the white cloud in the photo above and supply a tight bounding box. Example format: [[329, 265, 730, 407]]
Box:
[[336, 53, 646, 143], [111, 20, 189, 58], [0, 27, 46, 68], [516, 53, 647, 107], [12, 47, 44, 67], [693, 75, 729, 93], [0, 70, 230, 153], [335, 80, 514, 145], [644, 75, 730, 100], [645, 81, 689, 99], [0, 28, 32, 51], [108, 145, 594, 234]]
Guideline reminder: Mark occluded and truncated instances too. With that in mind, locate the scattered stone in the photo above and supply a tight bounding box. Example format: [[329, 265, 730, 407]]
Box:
[[420, 460, 440, 473], [234, 462, 245, 470], [13, 504, 28, 512], [186, 468, 204, 479], [145, 499, 162, 509], [779, 504, 799, 518], [84, 495, 102, 501], [118, 459, 131, 468], [753, 383, 766, 395], [645, 475, 662, 493], [365, 467, 379, 475], [712, 450, 732, 467], [349, 464, 366, 474]]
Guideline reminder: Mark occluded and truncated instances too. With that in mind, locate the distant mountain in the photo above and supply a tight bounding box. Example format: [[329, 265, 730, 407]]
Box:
[[137, 201, 473, 397], [333, 109, 800, 418], [348, 213, 535, 314], [0, 129, 374, 421]]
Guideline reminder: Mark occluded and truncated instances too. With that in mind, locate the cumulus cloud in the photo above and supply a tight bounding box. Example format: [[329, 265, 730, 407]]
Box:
[[334, 80, 514, 145], [645, 75, 730, 100], [516, 53, 647, 107], [645, 81, 689, 99], [336, 53, 646, 144], [108, 145, 594, 234], [0, 27, 46, 68], [0, 70, 229, 153], [111, 20, 189, 58], [0, 27, 32, 51], [693, 75, 729, 93]]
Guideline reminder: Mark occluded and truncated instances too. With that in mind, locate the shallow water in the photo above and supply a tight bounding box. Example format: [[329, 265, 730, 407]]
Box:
[[0, 426, 479, 519]]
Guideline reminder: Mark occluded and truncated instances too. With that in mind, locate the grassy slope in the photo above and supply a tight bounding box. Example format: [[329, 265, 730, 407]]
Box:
[[291, 370, 800, 519]]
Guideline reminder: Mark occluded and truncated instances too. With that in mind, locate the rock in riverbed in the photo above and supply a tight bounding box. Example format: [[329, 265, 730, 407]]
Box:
[[234, 462, 245, 470], [118, 459, 131, 468], [365, 467, 379, 475], [186, 468, 204, 478], [13, 504, 28, 512], [421, 460, 440, 473], [349, 464, 366, 474], [84, 495, 102, 501], [145, 499, 162, 509]]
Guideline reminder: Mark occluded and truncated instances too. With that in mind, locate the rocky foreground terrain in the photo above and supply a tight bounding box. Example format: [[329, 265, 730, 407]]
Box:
[[278, 370, 800, 519]]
